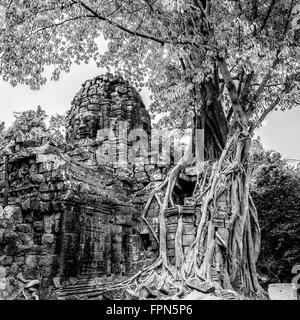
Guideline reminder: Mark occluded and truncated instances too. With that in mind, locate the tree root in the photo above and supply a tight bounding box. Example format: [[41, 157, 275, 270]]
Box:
[[103, 129, 268, 300]]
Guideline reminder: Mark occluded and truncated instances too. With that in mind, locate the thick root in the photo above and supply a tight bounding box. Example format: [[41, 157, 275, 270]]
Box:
[[105, 129, 267, 300]]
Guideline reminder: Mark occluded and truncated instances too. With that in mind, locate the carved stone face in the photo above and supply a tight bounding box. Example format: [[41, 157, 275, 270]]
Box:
[[71, 111, 100, 140]]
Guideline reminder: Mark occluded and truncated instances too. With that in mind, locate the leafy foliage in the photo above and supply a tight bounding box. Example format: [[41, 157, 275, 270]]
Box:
[[49, 113, 66, 146], [0, 121, 5, 148], [251, 139, 300, 283], [0, 0, 300, 130], [6, 105, 46, 132], [1, 106, 66, 150]]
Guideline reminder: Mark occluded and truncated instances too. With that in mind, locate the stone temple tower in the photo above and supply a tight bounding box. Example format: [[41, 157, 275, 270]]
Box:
[[65, 73, 151, 168]]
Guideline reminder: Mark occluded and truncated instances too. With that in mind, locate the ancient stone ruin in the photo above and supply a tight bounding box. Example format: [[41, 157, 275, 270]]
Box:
[[0, 73, 241, 300], [0, 73, 173, 300]]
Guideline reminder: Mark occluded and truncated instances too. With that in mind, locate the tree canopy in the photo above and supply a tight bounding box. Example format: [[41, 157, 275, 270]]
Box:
[[1, 0, 300, 132], [1, 1, 300, 299]]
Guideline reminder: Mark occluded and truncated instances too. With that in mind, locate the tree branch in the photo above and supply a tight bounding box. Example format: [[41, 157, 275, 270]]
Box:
[[23, 15, 92, 41], [252, 97, 280, 132], [142, 0, 160, 12], [251, 0, 258, 22], [251, 57, 280, 102], [217, 57, 246, 122], [251, 75, 295, 133], [259, 0, 276, 32], [70, 0, 215, 49], [237, 68, 245, 97], [72, 0, 166, 45], [218, 58, 239, 103]]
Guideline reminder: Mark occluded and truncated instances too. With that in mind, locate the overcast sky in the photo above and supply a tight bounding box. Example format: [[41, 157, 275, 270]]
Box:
[[0, 61, 299, 160]]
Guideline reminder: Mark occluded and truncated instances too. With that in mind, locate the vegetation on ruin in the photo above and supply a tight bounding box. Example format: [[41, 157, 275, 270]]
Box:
[[0, 106, 66, 148], [1, 0, 300, 299]]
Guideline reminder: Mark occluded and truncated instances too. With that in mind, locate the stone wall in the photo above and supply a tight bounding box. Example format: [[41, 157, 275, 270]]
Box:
[[0, 140, 148, 299], [0, 73, 194, 300]]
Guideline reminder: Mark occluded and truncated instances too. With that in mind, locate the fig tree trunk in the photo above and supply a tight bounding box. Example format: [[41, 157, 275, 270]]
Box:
[[109, 69, 267, 299], [129, 94, 267, 299]]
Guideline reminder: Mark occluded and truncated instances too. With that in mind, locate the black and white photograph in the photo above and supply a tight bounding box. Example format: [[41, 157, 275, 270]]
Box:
[[0, 0, 299, 307]]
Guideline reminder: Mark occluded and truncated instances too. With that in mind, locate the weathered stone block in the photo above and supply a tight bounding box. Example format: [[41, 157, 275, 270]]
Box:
[[167, 223, 178, 233], [15, 256, 25, 266], [0, 255, 13, 266], [19, 233, 34, 246], [31, 201, 41, 212], [52, 201, 63, 212], [111, 225, 123, 233], [114, 215, 132, 226], [33, 221, 44, 232], [134, 172, 149, 184], [0, 204, 5, 219], [23, 255, 39, 279], [150, 172, 164, 181], [167, 240, 175, 249], [167, 232, 176, 241], [17, 244, 39, 255], [40, 183, 51, 193], [21, 199, 31, 211], [39, 265, 54, 278], [8, 262, 20, 277], [54, 213, 61, 233], [183, 224, 196, 235], [40, 193, 53, 202], [4, 206, 23, 223], [56, 182, 66, 191], [14, 224, 31, 233], [167, 248, 175, 257], [40, 202, 52, 213], [132, 196, 145, 204], [38, 162, 53, 173], [112, 234, 123, 243], [3, 230, 18, 243], [144, 164, 156, 172], [213, 218, 225, 228], [112, 243, 122, 253], [30, 173, 45, 184], [42, 234, 55, 245], [182, 234, 195, 246], [33, 210, 44, 221], [44, 215, 54, 234]]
